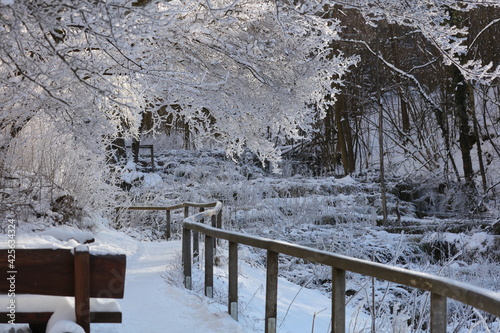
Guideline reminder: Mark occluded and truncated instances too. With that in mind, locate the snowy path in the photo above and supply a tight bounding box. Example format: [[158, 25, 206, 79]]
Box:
[[1, 228, 352, 333], [94, 239, 248, 333]]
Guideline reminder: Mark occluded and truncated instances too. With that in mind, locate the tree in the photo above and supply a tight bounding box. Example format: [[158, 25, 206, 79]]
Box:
[[0, 0, 355, 221], [320, 1, 500, 214], [1, 0, 498, 223]]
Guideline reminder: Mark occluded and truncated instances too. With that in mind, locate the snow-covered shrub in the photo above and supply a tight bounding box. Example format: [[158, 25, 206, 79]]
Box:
[[420, 232, 498, 264], [0, 113, 118, 228]]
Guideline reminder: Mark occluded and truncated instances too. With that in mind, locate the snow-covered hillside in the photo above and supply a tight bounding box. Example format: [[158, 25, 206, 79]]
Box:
[[1, 147, 499, 332]]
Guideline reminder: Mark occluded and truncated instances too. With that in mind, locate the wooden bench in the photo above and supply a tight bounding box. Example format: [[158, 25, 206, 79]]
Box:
[[0, 246, 126, 333]]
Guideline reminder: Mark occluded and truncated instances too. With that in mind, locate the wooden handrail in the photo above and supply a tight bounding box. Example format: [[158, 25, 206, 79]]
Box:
[[116, 201, 219, 211], [182, 220, 500, 333], [115, 201, 221, 240]]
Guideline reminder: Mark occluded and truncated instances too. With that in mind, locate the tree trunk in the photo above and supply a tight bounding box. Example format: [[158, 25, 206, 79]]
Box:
[[376, 29, 388, 226], [335, 94, 355, 175], [323, 102, 337, 171], [106, 135, 127, 165], [452, 66, 476, 191], [400, 93, 410, 135], [471, 97, 487, 192]]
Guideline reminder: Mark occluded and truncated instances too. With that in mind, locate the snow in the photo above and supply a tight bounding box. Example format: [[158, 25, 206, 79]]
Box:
[[122, 171, 163, 187], [335, 175, 357, 185], [1, 181, 499, 333], [0, 296, 120, 313], [121, 161, 163, 187], [0, 227, 349, 333], [40, 226, 94, 244], [0, 221, 378, 332], [47, 320, 84, 333], [1, 216, 499, 332]]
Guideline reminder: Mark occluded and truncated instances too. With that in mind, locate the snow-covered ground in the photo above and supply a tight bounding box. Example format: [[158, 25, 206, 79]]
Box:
[[2, 148, 499, 332], [0, 227, 369, 333]]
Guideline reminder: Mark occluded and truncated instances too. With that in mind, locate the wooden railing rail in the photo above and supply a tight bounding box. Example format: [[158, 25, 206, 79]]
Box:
[[115, 201, 222, 240], [182, 220, 500, 333]]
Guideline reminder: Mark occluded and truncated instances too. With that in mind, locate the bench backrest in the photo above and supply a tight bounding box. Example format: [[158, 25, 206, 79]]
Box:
[[0, 247, 126, 298]]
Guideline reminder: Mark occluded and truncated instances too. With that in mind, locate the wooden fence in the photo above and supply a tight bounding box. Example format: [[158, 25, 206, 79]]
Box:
[[181, 203, 500, 333], [115, 201, 222, 241]]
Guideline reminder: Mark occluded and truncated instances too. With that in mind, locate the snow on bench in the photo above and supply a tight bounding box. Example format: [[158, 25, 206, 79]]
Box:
[[0, 246, 126, 333]]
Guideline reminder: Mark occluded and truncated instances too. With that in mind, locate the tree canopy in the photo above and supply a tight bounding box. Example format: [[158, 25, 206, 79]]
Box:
[[1, 0, 499, 219]]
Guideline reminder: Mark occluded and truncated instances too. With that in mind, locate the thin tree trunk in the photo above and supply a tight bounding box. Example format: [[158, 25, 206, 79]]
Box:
[[335, 94, 350, 175], [184, 120, 190, 150], [453, 66, 476, 191], [324, 103, 337, 171], [376, 29, 388, 226], [471, 88, 487, 192]]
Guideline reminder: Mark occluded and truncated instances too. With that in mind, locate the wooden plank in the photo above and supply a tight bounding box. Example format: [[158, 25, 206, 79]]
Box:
[[0, 312, 53, 323], [217, 209, 222, 247], [0, 246, 125, 329], [0, 311, 122, 324], [183, 202, 218, 208], [332, 267, 346, 333], [228, 241, 238, 321], [265, 251, 278, 333], [184, 222, 270, 250], [0, 249, 74, 296], [431, 292, 447, 333], [88, 254, 126, 298], [116, 202, 219, 212], [74, 246, 91, 333], [205, 235, 214, 298], [90, 311, 122, 323], [0, 249, 124, 297]]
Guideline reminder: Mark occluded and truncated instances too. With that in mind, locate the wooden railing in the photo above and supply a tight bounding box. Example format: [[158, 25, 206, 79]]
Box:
[[115, 201, 222, 240], [181, 203, 500, 333]]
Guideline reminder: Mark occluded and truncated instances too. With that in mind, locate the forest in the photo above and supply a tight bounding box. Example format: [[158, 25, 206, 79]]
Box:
[[1, 0, 499, 225], [1, 1, 500, 331]]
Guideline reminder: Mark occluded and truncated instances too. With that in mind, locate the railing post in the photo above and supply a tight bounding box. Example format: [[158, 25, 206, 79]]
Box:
[[182, 227, 192, 290], [114, 207, 120, 228], [149, 145, 155, 172], [265, 250, 278, 333], [193, 207, 201, 259], [74, 246, 91, 333], [217, 209, 222, 229], [332, 267, 346, 333], [205, 235, 214, 298], [431, 293, 447, 333], [228, 241, 238, 321], [199, 207, 205, 227], [217, 209, 223, 246], [211, 215, 217, 249], [165, 209, 171, 240]]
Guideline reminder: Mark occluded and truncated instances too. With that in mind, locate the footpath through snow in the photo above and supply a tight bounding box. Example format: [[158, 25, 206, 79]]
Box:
[[98, 238, 248, 333], [1, 227, 346, 333]]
